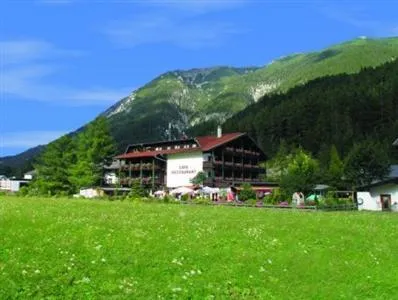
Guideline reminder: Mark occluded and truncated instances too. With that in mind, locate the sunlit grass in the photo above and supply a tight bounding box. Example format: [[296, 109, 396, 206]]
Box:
[[1, 196, 398, 299]]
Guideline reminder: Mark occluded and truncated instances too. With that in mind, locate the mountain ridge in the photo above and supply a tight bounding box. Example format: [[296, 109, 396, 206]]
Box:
[[2, 36, 398, 175]]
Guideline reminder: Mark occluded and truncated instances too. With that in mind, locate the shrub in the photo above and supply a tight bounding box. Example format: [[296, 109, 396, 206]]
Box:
[[239, 183, 256, 201], [181, 194, 190, 202], [193, 197, 212, 205], [267, 188, 287, 204], [321, 191, 340, 206], [127, 179, 147, 199], [16, 187, 29, 197], [246, 199, 257, 206]]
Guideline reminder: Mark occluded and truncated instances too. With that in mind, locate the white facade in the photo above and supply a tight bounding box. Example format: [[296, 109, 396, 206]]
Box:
[[166, 151, 203, 188], [0, 179, 29, 192], [79, 188, 103, 198], [357, 183, 398, 212], [104, 172, 118, 185]]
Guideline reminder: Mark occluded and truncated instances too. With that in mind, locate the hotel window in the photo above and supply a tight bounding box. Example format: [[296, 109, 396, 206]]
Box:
[[175, 145, 180, 149]]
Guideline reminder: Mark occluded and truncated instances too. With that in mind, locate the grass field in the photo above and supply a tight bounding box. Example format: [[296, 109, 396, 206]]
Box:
[[1, 196, 398, 299]]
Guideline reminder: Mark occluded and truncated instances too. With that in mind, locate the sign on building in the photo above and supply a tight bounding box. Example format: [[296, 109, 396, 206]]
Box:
[[166, 152, 203, 188]]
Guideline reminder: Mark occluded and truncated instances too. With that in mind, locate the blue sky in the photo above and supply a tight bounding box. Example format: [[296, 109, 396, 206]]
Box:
[[1, 0, 397, 156]]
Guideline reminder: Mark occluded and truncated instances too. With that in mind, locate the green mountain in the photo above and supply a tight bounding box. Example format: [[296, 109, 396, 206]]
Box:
[[105, 36, 398, 147], [2, 37, 398, 174], [223, 58, 398, 161]]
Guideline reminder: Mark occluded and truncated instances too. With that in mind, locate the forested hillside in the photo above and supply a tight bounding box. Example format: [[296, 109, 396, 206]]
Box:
[[2, 37, 398, 175], [108, 37, 398, 144], [223, 59, 398, 161]]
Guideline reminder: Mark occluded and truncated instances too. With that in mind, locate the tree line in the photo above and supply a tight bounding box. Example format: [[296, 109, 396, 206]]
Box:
[[266, 141, 390, 198], [23, 117, 116, 196], [223, 59, 398, 188]]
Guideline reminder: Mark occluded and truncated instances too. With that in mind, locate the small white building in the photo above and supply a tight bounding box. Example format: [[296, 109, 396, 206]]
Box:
[[357, 165, 398, 212], [103, 160, 123, 185], [78, 188, 104, 198], [23, 170, 36, 180], [0, 179, 29, 192]]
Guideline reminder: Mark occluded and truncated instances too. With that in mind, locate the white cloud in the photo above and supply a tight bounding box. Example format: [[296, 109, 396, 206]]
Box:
[[0, 131, 67, 148], [68, 88, 133, 104], [320, 6, 379, 29], [317, 4, 397, 37], [1, 40, 83, 66], [104, 0, 247, 49], [105, 13, 243, 49], [0, 39, 131, 105], [2, 66, 131, 105]]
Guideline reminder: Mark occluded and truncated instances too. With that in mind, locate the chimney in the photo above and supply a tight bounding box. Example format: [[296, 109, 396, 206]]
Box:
[[217, 125, 222, 138], [168, 122, 172, 141]]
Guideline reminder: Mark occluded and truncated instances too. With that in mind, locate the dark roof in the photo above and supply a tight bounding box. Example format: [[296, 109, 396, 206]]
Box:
[[115, 147, 201, 159], [24, 170, 37, 176], [390, 165, 398, 178], [196, 132, 245, 151], [104, 160, 123, 169], [358, 165, 398, 189], [125, 138, 197, 153], [115, 132, 246, 159]]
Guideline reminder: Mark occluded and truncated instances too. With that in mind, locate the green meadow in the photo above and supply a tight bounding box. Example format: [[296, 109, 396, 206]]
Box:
[[1, 196, 398, 299]]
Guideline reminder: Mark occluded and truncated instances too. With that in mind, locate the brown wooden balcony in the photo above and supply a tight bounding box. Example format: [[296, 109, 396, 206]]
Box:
[[119, 177, 164, 186], [203, 161, 213, 168]]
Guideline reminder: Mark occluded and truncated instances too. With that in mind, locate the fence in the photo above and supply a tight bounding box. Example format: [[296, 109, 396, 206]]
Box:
[[179, 200, 358, 211]]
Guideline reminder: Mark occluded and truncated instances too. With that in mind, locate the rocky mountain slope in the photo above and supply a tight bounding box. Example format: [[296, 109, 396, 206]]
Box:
[[2, 37, 398, 174], [105, 37, 398, 147]]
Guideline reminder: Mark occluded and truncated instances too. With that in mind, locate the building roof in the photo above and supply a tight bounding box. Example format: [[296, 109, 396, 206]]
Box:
[[393, 138, 398, 146], [115, 147, 201, 159], [24, 170, 37, 176], [313, 184, 330, 191], [358, 165, 398, 189], [115, 132, 246, 159], [195, 132, 245, 151], [125, 138, 197, 154]]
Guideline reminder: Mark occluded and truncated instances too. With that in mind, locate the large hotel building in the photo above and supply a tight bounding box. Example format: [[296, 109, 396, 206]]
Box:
[[111, 129, 267, 189]]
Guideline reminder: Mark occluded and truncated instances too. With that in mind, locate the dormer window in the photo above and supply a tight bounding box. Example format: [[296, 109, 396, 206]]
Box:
[[192, 144, 197, 148]]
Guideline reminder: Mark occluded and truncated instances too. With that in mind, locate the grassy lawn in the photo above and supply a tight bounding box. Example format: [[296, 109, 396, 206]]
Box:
[[1, 196, 398, 299]]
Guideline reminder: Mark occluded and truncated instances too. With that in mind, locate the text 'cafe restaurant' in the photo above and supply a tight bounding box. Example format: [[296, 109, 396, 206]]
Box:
[[114, 129, 274, 193]]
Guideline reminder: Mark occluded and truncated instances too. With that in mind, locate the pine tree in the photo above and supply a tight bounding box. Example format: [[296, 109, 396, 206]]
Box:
[[69, 116, 116, 190], [29, 135, 75, 195], [344, 140, 391, 188], [266, 140, 291, 181], [190, 171, 207, 185], [280, 148, 320, 196], [327, 145, 344, 188]]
